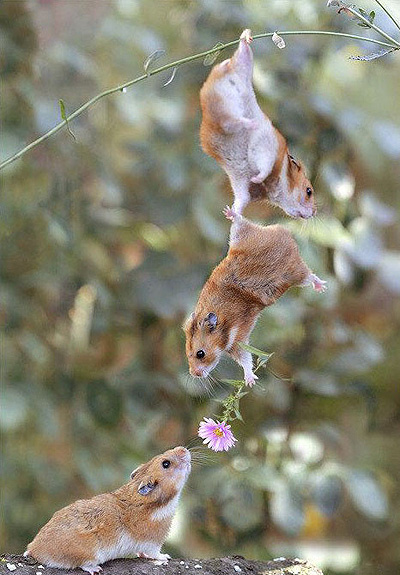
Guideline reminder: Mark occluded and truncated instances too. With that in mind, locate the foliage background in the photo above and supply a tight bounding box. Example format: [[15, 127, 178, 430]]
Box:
[[1, 1, 400, 574]]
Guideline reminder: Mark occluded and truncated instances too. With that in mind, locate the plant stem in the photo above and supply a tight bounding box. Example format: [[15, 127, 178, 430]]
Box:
[[343, 4, 400, 46], [221, 382, 245, 424], [0, 29, 398, 172], [374, 0, 400, 32]]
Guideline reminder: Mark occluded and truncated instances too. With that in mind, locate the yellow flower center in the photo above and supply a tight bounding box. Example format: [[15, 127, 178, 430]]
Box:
[[213, 428, 224, 437]]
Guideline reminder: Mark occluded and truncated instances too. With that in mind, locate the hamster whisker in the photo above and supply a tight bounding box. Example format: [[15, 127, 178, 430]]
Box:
[[187, 444, 216, 463], [186, 442, 202, 450], [206, 371, 227, 391], [189, 450, 217, 465]]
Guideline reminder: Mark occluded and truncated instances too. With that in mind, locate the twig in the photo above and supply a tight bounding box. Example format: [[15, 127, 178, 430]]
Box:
[[374, 0, 400, 32], [340, 3, 400, 47], [0, 29, 398, 171]]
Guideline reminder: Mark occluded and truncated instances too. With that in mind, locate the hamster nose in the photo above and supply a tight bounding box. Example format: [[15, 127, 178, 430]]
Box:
[[175, 446, 189, 457], [193, 367, 203, 377]]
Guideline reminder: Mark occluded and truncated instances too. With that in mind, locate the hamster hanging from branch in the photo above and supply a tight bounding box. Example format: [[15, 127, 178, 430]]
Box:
[[24, 447, 191, 574], [200, 29, 316, 219], [184, 208, 326, 386]]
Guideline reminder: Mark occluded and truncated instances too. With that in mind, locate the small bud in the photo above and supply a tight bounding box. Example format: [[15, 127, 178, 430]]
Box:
[[272, 32, 286, 49]]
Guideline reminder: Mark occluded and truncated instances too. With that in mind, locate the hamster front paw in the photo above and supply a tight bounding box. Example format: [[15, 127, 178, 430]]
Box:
[[80, 564, 103, 575], [251, 171, 268, 184], [223, 205, 237, 221], [241, 117, 258, 130], [245, 373, 258, 387], [310, 274, 327, 293], [156, 553, 171, 561]]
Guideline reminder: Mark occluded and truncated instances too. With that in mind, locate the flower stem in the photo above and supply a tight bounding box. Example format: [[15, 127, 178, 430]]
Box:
[[374, 0, 400, 32], [0, 29, 398, 171], [220, 381, 246, 424]]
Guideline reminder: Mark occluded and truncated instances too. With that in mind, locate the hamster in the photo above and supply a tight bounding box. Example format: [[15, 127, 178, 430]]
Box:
[[24, 447, 191, 574], [200, 29, 316, 219], [184, 207, 326, 386]]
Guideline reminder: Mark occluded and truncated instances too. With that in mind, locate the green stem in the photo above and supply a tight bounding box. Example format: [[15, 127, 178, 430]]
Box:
[[221, 382, 245, 424], [343, 4, 400, 46], [0, 29, 398, 171], [374, 0, 400, 32]]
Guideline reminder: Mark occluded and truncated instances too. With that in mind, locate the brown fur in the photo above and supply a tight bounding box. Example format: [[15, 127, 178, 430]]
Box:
[[26, 447, 191, 570], [184, 215, 316, 383], [199, 31, 316, 219]]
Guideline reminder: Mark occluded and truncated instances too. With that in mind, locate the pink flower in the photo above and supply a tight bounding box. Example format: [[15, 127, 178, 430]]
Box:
[[198, 418, 237, 451]]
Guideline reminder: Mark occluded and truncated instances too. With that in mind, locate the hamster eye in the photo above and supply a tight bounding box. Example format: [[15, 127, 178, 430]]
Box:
[[162, 460, 171, 469], [306, 187, 313, 198], [196, 350, 205, 359]]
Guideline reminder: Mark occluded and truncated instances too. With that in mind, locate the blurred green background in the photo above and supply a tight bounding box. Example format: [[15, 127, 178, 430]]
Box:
[[1, 1, 400, 574]]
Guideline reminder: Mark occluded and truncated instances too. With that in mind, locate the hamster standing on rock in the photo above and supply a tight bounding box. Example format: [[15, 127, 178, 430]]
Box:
[[200, 29, 316, 219], [184, 208, 326, 386], [24, 447, 191, 574]]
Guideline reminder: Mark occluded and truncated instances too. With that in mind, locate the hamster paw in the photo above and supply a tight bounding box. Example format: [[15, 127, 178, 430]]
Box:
[[245, 373, 258, 387], [223, 205, 236, 221], [250, 171, 268, 184], [240, 29, 253, 44], [240, 117, 258, 130], [311, 274, 327, 293], [80, 564, 102, 575], [156, 554, 171, 561]]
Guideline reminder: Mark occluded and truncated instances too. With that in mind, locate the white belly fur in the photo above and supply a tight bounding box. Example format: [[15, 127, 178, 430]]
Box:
[[95, 531, 161, 563]]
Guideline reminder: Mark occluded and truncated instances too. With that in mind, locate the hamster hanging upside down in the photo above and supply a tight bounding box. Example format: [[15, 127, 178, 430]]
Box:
[[200, 29, 316, 219], [184, 208, 326, 386], [24, 447, 191, 574]]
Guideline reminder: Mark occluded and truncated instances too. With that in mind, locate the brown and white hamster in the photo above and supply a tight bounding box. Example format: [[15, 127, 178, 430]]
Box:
[[184, 208, 326, 386], [200, 29, 316, 219], [24, 447, 191, 574]]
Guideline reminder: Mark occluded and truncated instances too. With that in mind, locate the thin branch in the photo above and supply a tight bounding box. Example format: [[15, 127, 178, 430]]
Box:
[[374, 0, 400, 32], [0, 29, 398, 172], [341, 4, 400, 46]]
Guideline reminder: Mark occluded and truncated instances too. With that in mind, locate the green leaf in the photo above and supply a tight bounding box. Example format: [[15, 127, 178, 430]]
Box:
[[234, 408, 244, 422], [59, 99, 76, 140], [239, 342, 273, 360], [203, 42, 224, 66], [220, 378, 246, 386]]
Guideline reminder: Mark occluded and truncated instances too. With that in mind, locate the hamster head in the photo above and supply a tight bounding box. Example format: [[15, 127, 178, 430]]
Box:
[[184, 311, 223, 378], [130, 446, 191, 502], [281, 154, 316, 219]]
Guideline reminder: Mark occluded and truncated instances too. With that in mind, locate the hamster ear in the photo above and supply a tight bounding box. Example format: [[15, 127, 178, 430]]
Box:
[[138, 478, 157, 496], [130, 464, 143, 480], [289, 155, 301, 171], [205, 312, 217, 331]]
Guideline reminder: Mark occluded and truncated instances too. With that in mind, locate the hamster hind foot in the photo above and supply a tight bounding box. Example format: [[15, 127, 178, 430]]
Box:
[[240, 29, 253, 44]]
